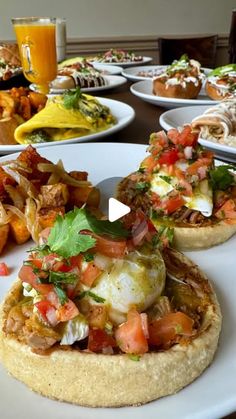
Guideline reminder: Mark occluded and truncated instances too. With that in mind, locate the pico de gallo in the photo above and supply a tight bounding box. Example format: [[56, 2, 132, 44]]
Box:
[[118, 125, 236, 237], [3, 206, 207, 357]]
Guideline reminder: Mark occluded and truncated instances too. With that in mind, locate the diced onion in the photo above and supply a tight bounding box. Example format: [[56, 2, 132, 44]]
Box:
[[37, 160, 91, 187], [0, 202, 11, 225], [2, 164, 37, 198], [4, 204, 26, 222], [4, 185, 25, 209], [24, 197, 42, 242]]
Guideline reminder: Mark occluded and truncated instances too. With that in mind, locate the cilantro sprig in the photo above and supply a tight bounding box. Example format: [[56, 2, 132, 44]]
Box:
[[47, 208, 129, 258], [209, 165, 236, 191]]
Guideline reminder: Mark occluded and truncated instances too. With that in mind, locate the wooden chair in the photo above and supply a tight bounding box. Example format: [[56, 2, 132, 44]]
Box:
[[158, 35, 218, 68]]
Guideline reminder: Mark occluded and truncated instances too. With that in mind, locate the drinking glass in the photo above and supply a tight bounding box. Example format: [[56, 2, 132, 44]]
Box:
[[12, 17, 57, 93]]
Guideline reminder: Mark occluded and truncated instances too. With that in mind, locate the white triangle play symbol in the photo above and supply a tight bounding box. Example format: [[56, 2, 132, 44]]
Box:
[[108, 198, 130, 222]]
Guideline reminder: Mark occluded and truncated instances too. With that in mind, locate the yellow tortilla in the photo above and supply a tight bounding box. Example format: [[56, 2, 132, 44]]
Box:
[[14, 95, 114, 144]]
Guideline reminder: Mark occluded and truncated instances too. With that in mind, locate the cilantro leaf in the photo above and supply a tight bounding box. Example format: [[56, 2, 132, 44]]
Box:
[[209, 165, 236, 191], [63, 88, 82, 110], [48, 270, 78, 285], [76, 290, 105, 303], [47, 208, 128, 258], [54, 285, 68, 305]]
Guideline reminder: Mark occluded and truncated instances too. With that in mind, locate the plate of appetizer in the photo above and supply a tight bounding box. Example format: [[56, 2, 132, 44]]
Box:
[[90, 48, 152, 67], [122, 65, 211, 82], [30, 75, 127, 94], [0, 140, 235, 419], [131, 79, 217, 108], [130, 56, 216, 108], [0, 88, 135, 154], [160, 100, 236, 162]]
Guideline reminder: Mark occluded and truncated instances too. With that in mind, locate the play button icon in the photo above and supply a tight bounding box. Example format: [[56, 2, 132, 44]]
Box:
[[108, 198, 130, 222]]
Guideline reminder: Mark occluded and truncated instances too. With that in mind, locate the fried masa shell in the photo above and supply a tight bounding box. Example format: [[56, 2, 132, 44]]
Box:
[[117, 175, 236, 251], [153, 79, 202, 99], [0, 249, 221, 407]]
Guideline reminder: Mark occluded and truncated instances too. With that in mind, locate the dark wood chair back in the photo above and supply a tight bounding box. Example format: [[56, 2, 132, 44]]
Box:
[[158, 35, 218, 68]]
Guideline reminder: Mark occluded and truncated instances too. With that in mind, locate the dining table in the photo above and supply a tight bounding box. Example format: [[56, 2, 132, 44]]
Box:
[[1, 73, 236, 419]]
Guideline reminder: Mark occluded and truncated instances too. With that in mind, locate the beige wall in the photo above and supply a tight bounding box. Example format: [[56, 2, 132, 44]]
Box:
[[1, 0, 235, 40]]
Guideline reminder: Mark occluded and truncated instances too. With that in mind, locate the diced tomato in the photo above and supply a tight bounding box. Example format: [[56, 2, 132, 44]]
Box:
[[88, 328, 116, 352], [42, 253, 62, 271], [115, 309, 148, 354], [162, 195, 185, 214], [81, 262, 102, 287], [35, 300, 54, 320], [148, 312, 194, 347], [18, 265, 54, 294], [141, 155, 157, 173], [215, 199, 236, 220], [158, 149, 179, 166], [69, 255, 83, 269], [29, 258, 43, 269], [56, 299, 79, 322], [186, 157, 212, 176], [0, 262, 9, 276], [168, 126, 198, 147]]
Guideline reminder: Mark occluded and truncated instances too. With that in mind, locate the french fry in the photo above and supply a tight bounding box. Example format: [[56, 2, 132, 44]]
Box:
[[0, 224, 9, 254], [9, 214, 31, 245]]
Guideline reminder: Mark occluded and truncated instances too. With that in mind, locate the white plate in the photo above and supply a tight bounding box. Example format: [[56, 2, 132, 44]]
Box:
[[130, 80, 218, 108], [0, 98, 135, 155], [30, 75, 127, 95], [91, 56, 153, 68], [0, 142, 235, 419], [122, 66, 211, 82], [93, 63, 123, 75], [159, 105, 211, 131], [159, 105, 236, 163]]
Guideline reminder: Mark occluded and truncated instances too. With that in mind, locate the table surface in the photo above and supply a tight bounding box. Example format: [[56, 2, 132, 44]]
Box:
[[1, 76, 236, 419]]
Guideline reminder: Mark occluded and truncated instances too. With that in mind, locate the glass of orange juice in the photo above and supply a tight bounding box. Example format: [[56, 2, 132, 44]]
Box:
[[12, 17, 57, 94]]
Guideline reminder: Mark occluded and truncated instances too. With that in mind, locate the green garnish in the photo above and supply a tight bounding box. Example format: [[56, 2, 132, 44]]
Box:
[[84, 253, 94, 262], [48, 270, 78, 285], [25, 129, 50, 144], [54, 285, 68, 305], [76, 290, 105, 304], [159, 175, 172, 184], [63, 88, 82, 110], [209, 165, 236, 191], [208, 64, 236, 77], [47, 208, 128, 258], [135, 181, 150, 191], [128, 354, 141, 361]]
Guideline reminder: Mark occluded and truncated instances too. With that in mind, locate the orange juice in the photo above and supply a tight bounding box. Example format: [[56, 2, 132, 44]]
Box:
[[13, 19, 57, 93]]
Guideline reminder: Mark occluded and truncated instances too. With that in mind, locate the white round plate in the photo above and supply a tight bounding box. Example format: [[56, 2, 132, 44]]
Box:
[[159, 105, 211, 131], [30, 75, 127, 95], [93, 63, 123, 75], [122, 66, 211, 82], [91, 56, 153, 68], [130, 79, 218, 108], [0, 98, 135, 155], [159, 105, 236, 163], [0, 142, 235, 419]]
